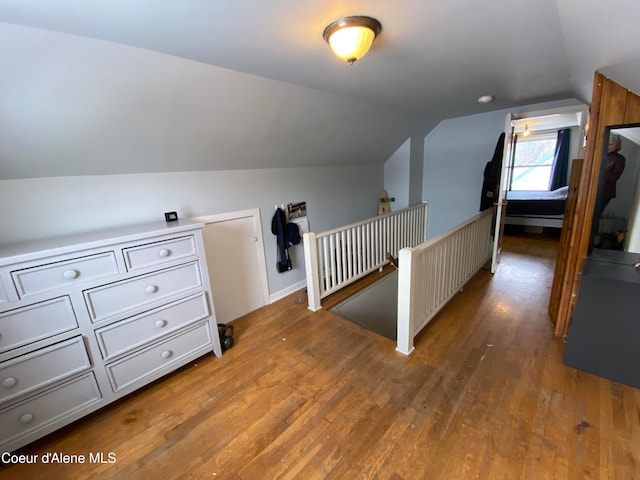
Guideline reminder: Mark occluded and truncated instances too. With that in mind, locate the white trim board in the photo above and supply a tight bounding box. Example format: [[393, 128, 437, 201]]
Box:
[[269, 279, 307, 304]]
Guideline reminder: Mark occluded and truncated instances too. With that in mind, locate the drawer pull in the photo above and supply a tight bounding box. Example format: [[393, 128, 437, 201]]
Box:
[[2, 377, 17, 388], [154, 319, 167, 328], [161, 350, 173, 359], [19, 412, 34, 424], [158, 248, 171, 258], [63, 269, 79, 279], [145, 285, 158, 294]]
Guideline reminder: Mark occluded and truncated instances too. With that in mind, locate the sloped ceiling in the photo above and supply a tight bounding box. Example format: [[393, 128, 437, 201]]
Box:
[[1, 0, 639, 179]]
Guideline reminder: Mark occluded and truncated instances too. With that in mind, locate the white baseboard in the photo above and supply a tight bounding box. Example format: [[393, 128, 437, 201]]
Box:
[[269, 279, 307, 304]]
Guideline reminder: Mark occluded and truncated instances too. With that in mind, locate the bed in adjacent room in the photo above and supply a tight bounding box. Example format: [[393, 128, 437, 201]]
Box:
[[504, 186, 568, 228]]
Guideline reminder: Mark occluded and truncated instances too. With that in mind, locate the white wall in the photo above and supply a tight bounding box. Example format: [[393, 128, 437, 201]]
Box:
[[0, 22, 404, 300], [0, 164, 383, 297], [423, 110, 507, 237], [0, 22, 411, 180]]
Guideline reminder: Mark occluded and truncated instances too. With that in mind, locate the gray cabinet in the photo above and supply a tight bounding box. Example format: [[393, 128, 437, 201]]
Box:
[[0, 220, 221, 452], [563, 250, 640, 387]]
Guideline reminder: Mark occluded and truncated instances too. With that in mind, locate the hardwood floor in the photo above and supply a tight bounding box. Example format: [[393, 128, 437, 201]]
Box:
[[3, 232, 639, 479]]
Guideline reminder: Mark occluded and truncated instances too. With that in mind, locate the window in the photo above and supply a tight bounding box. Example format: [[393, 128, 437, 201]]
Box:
[[510, 132, 557, 191]]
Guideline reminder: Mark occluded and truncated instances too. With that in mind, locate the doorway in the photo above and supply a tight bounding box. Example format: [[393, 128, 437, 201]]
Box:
[[193, 209, 270, 324], [492, 106, 588, 270]]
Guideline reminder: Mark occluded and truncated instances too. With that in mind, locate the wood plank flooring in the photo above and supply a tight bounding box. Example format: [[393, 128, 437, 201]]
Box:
[[2, 231, 639, 479]]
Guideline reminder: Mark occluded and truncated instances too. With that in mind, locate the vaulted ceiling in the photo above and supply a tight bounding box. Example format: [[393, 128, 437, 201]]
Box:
[[1, 0, 639, 179]]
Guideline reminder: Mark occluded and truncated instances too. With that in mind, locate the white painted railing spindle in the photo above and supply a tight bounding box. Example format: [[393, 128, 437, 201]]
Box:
[[303, 203, 428, 310]]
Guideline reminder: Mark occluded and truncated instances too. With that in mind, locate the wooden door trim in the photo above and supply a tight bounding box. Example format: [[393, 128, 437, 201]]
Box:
[[550, 72, 640, 337]]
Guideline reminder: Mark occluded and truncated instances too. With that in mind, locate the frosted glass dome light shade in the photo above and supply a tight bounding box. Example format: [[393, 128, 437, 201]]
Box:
[[323, 16, 382, 64]]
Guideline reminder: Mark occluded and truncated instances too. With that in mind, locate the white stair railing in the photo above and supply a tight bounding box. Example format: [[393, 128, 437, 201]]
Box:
[[396, 209, 493, 355], [304, 202, 428, 311]]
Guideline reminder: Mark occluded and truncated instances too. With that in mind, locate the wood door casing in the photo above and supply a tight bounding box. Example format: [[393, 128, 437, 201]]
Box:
[[549, 72, 640, 337], [548, 157, 583, 335]]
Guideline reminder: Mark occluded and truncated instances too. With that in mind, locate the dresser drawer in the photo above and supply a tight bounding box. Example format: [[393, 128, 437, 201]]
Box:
[[84, 261, 203, 323], [12, 252, 119, 298], [0, 337, 91, 404], [0, 297, 77, 354], [123, 235, 198, 272], [95, 293, 210, 360], [106, 322, 212, 392], [0, 373, 101, 449]]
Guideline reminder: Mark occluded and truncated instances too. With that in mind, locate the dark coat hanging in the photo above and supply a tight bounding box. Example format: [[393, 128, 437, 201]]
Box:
[[480, 132, 506, 211]]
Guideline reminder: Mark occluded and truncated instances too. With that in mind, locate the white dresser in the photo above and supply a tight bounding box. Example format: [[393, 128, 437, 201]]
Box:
[[0, 220, 221, 452]]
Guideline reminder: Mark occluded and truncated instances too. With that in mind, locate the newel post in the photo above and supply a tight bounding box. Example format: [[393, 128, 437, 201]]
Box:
[[303, 232, 322, 311], [396, 247, 416, 355]]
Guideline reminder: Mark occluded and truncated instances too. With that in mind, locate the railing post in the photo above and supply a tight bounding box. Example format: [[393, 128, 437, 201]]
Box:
[[396, 247, 416, 356], [422, 201, 429, 242], [303, 232, 322, 311]]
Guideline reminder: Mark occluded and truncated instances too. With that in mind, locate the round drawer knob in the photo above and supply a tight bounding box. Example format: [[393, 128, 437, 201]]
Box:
[[145, 285, 158, 294], [2, 377, 17, 388], [158, 248, 171, 258], [161, 350, 172, 359], [154, 319, 167, 328], [63, 269, 79, 279], [19, 413, 34, 424]]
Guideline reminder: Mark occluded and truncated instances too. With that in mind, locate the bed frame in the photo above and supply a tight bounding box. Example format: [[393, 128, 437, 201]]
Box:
[[504, 214, 564, 228], [504, 187, 568, 229]]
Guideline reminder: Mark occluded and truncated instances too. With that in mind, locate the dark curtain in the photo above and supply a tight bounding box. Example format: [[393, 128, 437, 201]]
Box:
[[479, 132, 505, 211], [549, 128, 571, 190]]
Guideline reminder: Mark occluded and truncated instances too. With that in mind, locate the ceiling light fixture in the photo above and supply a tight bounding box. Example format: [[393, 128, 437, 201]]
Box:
[[522, 124, 531, 137], [323, 15, 382, 65], [477, 95, 495, 104]]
